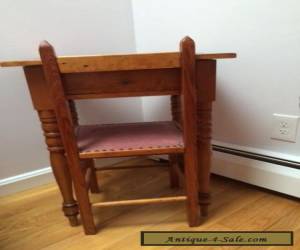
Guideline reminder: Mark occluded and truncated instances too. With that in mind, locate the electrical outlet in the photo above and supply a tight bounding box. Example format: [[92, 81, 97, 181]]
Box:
[[271, 114, 299, 142]]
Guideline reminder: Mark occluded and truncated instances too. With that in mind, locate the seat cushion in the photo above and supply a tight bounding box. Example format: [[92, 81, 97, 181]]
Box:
[[77, 121, 184, 158]]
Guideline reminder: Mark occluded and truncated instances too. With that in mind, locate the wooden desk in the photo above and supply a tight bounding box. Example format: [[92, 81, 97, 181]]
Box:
[[0, 52, 236, 226]]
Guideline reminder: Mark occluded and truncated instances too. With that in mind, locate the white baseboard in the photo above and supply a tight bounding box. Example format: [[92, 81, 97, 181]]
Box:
[[0, 157, 130, 197], [212, 140, 300, 162], [212, 151, 300, 198], [0, 167, 54, 196], [1, 154, 299, 198], [151, 151, 300, 198]]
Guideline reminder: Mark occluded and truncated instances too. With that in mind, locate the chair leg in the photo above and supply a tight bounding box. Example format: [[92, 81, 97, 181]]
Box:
[[82, 159, 100, 193], [90, 169, 100, 194], [197, 102, 213, 216], [168, 155, 180, 188], [76, 192, 96, 234], [88, 159, 100, 193], [72, 171, 97, 235], [183, 153, 200, 227]]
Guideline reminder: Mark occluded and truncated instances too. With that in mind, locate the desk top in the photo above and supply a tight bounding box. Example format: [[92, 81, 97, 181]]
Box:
[[0, 52, 236, 73]]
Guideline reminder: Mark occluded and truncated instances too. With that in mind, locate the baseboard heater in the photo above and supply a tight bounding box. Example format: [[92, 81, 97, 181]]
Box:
[[212, 144, 300, 170]]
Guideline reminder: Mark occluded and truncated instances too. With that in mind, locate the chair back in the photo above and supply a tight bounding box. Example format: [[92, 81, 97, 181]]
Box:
[[39, 37, 199, 173]]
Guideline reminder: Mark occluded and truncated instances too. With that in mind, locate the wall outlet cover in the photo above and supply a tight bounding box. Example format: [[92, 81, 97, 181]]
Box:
[[271, 114, 299, 142]]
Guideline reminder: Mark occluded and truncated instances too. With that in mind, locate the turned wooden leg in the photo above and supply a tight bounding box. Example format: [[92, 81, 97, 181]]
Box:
[[169, 96, 182, 188], [170, 95, 182, 126], [197, 102, 212, 216], [69, 100, 79, 126], [168, 155, 180, 188], [85, 159, 100, 193], [38, 110, 79, 226], [69, 100, 99, 194]]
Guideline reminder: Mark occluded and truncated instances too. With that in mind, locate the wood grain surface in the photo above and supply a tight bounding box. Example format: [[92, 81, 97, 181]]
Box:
[[0, 52, 236, 70], [0, 158, 298, 250]]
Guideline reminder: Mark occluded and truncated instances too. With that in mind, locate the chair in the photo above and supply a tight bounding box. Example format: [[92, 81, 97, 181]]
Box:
[[39, 36, 200, 234]]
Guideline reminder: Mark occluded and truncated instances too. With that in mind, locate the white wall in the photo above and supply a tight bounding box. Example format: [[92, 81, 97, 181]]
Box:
[[1, 0, 300, 195], [0, 0, 142, 180], [132, 0, 300, 161]]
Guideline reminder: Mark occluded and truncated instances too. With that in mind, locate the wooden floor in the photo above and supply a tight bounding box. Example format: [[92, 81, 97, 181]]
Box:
[[0, 158, 299, 250]]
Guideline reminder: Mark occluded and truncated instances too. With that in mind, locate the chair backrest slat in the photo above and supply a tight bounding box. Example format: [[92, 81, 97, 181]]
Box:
[[39, 41, 83, 180], [179, 37, 199, 219]]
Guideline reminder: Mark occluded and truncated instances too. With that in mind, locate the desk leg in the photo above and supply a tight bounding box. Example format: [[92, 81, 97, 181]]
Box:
[[197, 102, 212, 216], [38, 110, 79, 226]]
